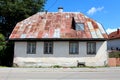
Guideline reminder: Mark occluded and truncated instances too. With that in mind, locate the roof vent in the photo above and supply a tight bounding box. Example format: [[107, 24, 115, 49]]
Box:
[[58, 7, 63, 12]]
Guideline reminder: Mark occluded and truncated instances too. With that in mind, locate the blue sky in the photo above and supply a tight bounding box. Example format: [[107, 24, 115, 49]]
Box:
[[44, 0, 120, 34]]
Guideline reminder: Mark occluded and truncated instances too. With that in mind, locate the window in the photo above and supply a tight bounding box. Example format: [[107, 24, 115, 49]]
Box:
[[69, 42, 79, 54], [75, 23, 84, 31], [44, 42, 53, 54], [87, 42, 96, 55], [27, 42, 36, 54]]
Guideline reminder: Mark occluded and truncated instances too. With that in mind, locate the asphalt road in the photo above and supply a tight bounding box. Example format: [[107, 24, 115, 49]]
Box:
[[0, 68, 120, 80]]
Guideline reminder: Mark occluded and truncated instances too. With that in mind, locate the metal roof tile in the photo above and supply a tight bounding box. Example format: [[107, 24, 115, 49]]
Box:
[[9, 12, 108, 40]]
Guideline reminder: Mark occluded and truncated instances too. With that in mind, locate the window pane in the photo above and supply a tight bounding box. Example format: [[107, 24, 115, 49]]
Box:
[[27, 43, 30, 53], [32, 43, 36, 53], [44, 42, 48, 54], [69, 42, 78, 54], [45, 46, 48, 53], [49, 46, 52, 53]]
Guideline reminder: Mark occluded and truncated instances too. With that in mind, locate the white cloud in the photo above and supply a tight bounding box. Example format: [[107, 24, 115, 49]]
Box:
[[106, 28, 120, 34], [87, 7, 104, 15]]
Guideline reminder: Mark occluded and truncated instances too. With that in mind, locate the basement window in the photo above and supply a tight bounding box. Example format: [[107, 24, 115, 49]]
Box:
[[27, 42, 36, 54], [75, 23, 84, 31]]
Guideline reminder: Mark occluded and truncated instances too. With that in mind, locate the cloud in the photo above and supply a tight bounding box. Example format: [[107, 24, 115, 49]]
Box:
[[106, 28, 120, 34], [87, 7, 104, 15]]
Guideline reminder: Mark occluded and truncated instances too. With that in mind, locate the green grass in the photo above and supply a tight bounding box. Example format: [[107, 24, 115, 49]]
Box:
[[0, 66, 7, 68], [52, 65, 62, 68]]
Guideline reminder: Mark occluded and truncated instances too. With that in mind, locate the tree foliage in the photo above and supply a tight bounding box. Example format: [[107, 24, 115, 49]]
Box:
[[0, 0, 46, 37], [0, 0, 47, 66], [0, 33, 6, 56]]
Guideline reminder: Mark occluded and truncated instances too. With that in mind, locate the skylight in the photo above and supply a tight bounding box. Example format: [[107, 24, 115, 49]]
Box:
[[75, 23, 84, 31]]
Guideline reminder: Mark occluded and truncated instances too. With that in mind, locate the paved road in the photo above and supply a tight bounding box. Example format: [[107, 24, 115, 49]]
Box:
[[0, 67, 120, 80]]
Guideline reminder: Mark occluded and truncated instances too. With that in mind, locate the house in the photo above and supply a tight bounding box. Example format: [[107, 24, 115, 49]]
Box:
[[108, 29, 120, 51], [9, 7, 108, 67]]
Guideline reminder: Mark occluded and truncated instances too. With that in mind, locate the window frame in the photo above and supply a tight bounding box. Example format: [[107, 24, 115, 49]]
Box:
[[27, 42, 36, 54], [75, 23, 84, 31], [69, 42, 79, 54], [44, 41, 53, 54], [87, 42, 96, 55]]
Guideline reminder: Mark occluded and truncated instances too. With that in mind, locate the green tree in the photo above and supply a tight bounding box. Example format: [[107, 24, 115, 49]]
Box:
[[0, 33, 6, 65], [0, 0, 47, 37], [0, 34, 6, 55], [0, 0, 47, 66]]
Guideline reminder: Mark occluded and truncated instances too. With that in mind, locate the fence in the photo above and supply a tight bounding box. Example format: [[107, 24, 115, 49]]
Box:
[[108, 58, 120, 67]]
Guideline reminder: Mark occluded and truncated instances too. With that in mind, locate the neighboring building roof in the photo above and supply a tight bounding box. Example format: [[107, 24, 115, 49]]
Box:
[[109, 29, 120, 40], [9, 8, 108, 40]]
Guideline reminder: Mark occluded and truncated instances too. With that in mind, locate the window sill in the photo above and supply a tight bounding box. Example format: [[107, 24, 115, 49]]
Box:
[[69, 53, 79, 55]]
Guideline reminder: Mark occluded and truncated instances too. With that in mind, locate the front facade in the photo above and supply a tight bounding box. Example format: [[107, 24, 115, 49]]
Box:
[[9, 8, 108, 67], [14, 41, 107, 67]]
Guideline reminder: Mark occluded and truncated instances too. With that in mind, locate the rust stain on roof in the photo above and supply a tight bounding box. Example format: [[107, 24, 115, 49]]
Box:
[[9, 12, 108, 40]]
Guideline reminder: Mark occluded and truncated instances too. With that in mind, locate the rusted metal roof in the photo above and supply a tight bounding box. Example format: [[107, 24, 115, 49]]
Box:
[[9, 12, 108, 40], [109, 29, 120, 39]]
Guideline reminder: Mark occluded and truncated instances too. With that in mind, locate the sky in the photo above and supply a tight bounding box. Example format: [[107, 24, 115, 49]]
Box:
[[44, 0, 120, 34]]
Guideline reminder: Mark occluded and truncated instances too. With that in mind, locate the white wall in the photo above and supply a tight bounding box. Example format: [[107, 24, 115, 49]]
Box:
[[14, 41, 108, 67], [108, 39, 120, 50]]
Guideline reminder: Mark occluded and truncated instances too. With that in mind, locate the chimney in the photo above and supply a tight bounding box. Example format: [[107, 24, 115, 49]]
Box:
[[117, 28, 120, 34], [58, 7, 63, 12]]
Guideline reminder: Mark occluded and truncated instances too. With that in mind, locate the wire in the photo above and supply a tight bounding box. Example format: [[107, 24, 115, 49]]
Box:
[[47, 0, 58, 11]]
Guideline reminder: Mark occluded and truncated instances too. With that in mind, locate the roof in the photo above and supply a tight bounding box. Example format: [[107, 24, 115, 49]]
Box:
[[109, 29, 120, 40], [9, 11, 108, 41]]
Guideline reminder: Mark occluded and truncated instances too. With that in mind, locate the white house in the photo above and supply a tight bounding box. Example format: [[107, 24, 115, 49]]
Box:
[[108, 29, 120, 51], [9, 8, 108, 67]]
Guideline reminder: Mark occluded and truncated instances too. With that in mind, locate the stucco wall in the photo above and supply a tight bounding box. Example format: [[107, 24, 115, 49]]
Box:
[[14, 41, 108, 67], [107, 39, 120, 50]]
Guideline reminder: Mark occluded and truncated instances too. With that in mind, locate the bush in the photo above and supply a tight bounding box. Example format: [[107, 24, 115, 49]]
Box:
[[109, 51, 120, 58]]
